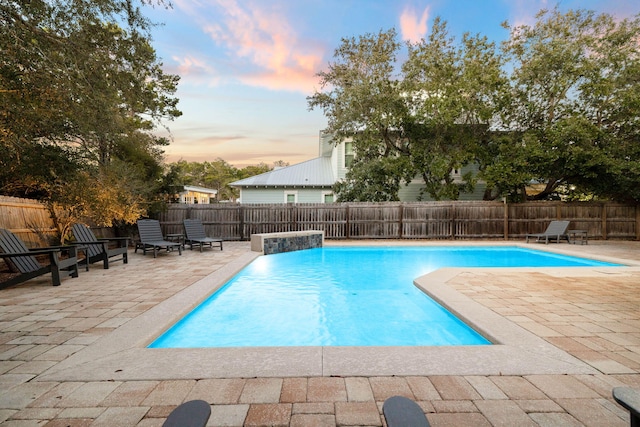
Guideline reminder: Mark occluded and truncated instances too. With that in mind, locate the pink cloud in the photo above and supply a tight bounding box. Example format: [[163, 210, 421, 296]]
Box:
[[199, 0, 324, 93], [506, 0, 639, 31], [163, 133, 317, 167], [172, 55, 219, 84], [400, 5, 430, 43], [506, 0, 548, 29]]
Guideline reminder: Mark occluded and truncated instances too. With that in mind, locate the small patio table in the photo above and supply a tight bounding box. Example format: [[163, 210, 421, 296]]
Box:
[[165, 233, 185, 249], [568, 229, 588, 245]]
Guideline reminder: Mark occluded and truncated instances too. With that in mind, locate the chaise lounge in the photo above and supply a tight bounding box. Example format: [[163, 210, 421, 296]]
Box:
[[525, 220, 570, 244], [0, 228, 79, 288], [135, 219, 182, 258], [183, 218, 223, 252], [72, 223, 129, 269]]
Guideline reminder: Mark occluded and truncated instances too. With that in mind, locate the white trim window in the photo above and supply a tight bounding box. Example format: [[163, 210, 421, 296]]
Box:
[[322, 191, 334, 203], [344, 141, 354, 168], [285, 191, 298, 203]]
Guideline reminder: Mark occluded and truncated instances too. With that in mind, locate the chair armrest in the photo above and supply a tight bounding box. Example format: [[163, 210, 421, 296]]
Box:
[[35, 245, 78, 256], [0, 247, 77, 272], [72, 241, 109, 247], [0, 248, 61, 258], [97, 237, 129, 246], [47, 245, 78, 257]]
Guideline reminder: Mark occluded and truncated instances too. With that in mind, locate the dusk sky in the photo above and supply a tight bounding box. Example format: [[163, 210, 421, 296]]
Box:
[[146, 0, 638, 168]]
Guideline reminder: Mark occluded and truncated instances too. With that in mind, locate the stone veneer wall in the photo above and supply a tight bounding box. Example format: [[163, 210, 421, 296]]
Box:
[[263, 233, 323, 255]]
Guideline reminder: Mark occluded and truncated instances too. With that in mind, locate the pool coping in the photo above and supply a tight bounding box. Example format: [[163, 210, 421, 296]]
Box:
[[37, 242, 640, 382]]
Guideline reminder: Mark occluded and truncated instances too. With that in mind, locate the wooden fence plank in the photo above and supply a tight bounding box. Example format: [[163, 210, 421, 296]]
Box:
[[0, 196, 56, 246]]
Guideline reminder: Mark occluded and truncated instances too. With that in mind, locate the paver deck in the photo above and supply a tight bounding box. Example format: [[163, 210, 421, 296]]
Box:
[[1, 239, 639, 426]]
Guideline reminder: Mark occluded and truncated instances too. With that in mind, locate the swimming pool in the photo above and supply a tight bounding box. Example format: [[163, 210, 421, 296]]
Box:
[[149, 246, 619, 348]]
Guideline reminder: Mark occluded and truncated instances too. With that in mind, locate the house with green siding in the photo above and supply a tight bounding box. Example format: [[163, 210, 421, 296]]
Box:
[[230, 132, 485, 203]]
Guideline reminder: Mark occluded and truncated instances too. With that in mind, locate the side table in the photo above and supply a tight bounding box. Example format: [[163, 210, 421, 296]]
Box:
[[568, 229, 588, 245], [166, 233, 185, 249]]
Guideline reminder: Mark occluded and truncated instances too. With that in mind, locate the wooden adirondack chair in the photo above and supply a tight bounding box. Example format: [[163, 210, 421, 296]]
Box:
[[0, 229, 79, 289], [71, 223, 128, 269], [183, 219, 223, 252], [135, 219, 182, 258]]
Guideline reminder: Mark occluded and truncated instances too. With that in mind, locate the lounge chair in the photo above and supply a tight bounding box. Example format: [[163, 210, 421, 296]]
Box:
[[135, 219, 182, 258], [183, 219, 223, 252], [525, 220, 570, 244], [72, 223, 128, 269], [383, 396, 431, 427], [0, 228, 79, 288], [613, 387, 640, 427]]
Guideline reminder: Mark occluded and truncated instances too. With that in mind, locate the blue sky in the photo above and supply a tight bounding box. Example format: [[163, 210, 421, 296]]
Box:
[[146, 0, 638, 167]]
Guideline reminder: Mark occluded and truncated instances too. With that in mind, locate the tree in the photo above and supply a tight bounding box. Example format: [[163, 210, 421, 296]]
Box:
[[333, 156, 409, 202], [47, 163, 147, 242], [0, 0, 181, 227], [492, 8, 640, 201], [309, 8, 640, 203], [308, 29, 414, 201], [178, 158, 242, 202], [402, 20, 506, 199], [164, 160, 285, 203], [238, 163, 274, 179], [308, 23, 505, 201], [201, 159, 240, 201]]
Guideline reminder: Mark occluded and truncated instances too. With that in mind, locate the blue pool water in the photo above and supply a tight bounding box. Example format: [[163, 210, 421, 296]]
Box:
[[149, 246, 619, 348]]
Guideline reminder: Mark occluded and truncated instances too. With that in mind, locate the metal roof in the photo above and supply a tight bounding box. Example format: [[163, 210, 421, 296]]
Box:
[[230, 157, 336, 187]]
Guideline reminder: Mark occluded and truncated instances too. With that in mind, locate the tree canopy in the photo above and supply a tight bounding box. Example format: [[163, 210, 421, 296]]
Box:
[[308, 8, 640, 202], [166, 159, 286, 202], [1, 0, 181, 238], [494, 8, 640, 202]]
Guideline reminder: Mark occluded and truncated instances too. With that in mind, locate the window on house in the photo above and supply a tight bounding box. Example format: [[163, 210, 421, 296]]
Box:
[[285, 192, 297, 203], [323, 193, 334, 203], [344, 141, 354, 168]]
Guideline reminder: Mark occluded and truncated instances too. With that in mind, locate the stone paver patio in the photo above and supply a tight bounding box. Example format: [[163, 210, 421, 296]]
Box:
[[0, 239, 639, 426]]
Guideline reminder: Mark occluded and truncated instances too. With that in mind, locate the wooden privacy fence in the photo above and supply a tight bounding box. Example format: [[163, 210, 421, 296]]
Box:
[[0, 196, 56, 246], [1, 197, 638, 243], [157, 201, 640, 241]]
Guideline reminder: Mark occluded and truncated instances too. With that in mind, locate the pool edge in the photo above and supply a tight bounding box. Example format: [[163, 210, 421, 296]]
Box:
[[35, 244, 640, 381]]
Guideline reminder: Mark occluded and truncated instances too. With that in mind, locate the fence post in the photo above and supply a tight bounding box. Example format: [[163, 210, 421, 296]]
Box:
[[503, 199, 509, 240], [290, 203, 297, 232], [450, 204, 455, 239], [602, 203, 608, 240], [239, 205, 245, 240], [398, 204, 404, 239], [345, 204, 350, 239], [636, 204, 640, 241]]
